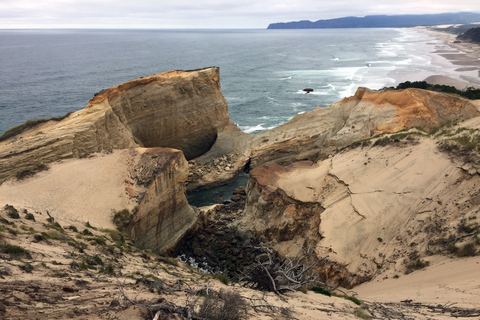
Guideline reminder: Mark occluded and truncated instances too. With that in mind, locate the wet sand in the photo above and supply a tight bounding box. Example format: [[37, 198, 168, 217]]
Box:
[[416, 27, 480, 89]]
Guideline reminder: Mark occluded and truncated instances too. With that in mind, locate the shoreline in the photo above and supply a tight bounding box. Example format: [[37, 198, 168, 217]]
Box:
[[413, 26, 480, 89]]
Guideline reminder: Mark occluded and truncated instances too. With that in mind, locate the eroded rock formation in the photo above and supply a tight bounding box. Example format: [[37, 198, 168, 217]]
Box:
[[239, 124, 480, 287], [126, 148, 196, 254], [248, 87, 480, 167], [0, 67, 228, 184], [0, 67, 228, 254], [2, 68, 480, 277]]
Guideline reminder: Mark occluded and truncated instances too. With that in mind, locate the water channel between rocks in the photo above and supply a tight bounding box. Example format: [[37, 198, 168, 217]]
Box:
[[187, 173, 249, 207], [178, 173, 269, 277]]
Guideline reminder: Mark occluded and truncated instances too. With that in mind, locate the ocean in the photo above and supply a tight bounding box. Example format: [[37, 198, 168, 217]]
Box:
[[0, 28, 459, 135]]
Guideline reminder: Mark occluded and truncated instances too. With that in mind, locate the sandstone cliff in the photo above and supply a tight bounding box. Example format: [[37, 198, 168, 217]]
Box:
[[2, 68, 480, 276], [249, 87, 480, 167], [0, 67, 228, 254], [0, 67, 228, 184], [239, 119, 480, 287], [189, 86, 480, 189], [126, 148, 196, 254]]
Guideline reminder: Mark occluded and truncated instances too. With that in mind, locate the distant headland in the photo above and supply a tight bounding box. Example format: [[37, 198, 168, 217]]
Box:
[[267, 12, 480, 29]]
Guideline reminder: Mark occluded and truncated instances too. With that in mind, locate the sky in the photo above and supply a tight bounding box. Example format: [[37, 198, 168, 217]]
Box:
[[0, 0, 479, 29]]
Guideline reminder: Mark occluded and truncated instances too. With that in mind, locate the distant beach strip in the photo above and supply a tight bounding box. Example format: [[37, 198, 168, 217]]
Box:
[[414, 27, 480, 89]]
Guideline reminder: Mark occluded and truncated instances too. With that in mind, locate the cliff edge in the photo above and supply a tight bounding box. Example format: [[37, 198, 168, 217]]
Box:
[[0, 67, 228, 184], [0, 67, 228, 254]]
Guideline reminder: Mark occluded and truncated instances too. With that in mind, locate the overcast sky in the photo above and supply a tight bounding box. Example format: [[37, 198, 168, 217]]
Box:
[[1, 0, 479, 29]]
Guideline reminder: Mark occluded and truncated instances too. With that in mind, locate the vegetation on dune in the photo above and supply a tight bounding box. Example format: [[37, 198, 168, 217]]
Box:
[[5, 205, 20, 219], [0, 241, 32, 259], [112, 208, 133, 232], [0, 112, 73, 142], [457, 27, 480, 44], [436, 126, 480, 166], [387, 80, 480, 100]]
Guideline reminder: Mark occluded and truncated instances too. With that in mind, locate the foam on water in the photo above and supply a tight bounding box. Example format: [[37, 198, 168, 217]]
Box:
[[1, 28, 474, 136], [238, 123, 276, 134]]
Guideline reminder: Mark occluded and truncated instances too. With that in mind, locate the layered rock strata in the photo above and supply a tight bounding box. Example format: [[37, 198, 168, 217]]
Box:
[[2, 68, 480, 268], [126, 148, 196, 254], [249, 87, 480, 167], [240, 126, 480, 287], [0, 67, 228, 184], [0, 67, 228, 254], [189, 87, 480, 190]]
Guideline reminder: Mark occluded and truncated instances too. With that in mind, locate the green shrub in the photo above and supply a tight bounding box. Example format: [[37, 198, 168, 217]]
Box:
[[68, 225, 78, 232], [457, 242, 477, 257], [112, 209, 132, 231], [5, 205, 20, 219], [25, 213, 35, 221], [310, 286, 332, 296], [46, 230, 69, 241], [88, 237, 106, 246], [68, 240, 87, 251], [311, 287, 362, 305], [212, 273, 229, 285], [47, 222, 64, 231], [405, 259, 430, 274], [346, 296, 362, 305], [390, 81, 480, 100], [100, 264, 115, 275], [0, 242, 31, 258], [82, 229, 93, 236]]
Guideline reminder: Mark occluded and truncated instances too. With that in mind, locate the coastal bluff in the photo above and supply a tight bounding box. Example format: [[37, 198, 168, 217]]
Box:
[[0, 67, 228, 184], [0, 67, 228, 254], [2, 67, 480, 264]]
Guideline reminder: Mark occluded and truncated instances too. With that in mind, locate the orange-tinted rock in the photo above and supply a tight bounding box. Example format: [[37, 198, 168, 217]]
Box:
[[0, 67, 228, 184], [248, 87, 480, 167]]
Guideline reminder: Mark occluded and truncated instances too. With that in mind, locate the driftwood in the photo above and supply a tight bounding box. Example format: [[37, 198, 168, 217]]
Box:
[[365, 300, 480, 319], [150, 304, 204, 320], [46, 210, 54, 223], [240, 245, 328, 295], [246, 295, 292, 316]]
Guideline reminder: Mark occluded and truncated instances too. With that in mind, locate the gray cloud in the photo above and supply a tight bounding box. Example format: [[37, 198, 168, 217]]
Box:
[[0, 0, 479, 28]]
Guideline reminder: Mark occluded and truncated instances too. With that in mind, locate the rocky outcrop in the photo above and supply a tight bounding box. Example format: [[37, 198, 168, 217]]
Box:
[[2, 67, 480, 271], [239, 127, 480, 287], [248, 87, 480, 167], [126, 148, 197, 254], [0, 67, 228, 184], [187, 87, 480, 191], [232, 87, 480, 287], [0, 67, 229, 254]]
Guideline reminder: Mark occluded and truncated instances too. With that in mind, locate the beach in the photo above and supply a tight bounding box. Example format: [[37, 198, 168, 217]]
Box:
[[416, 26, 480, 89]]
